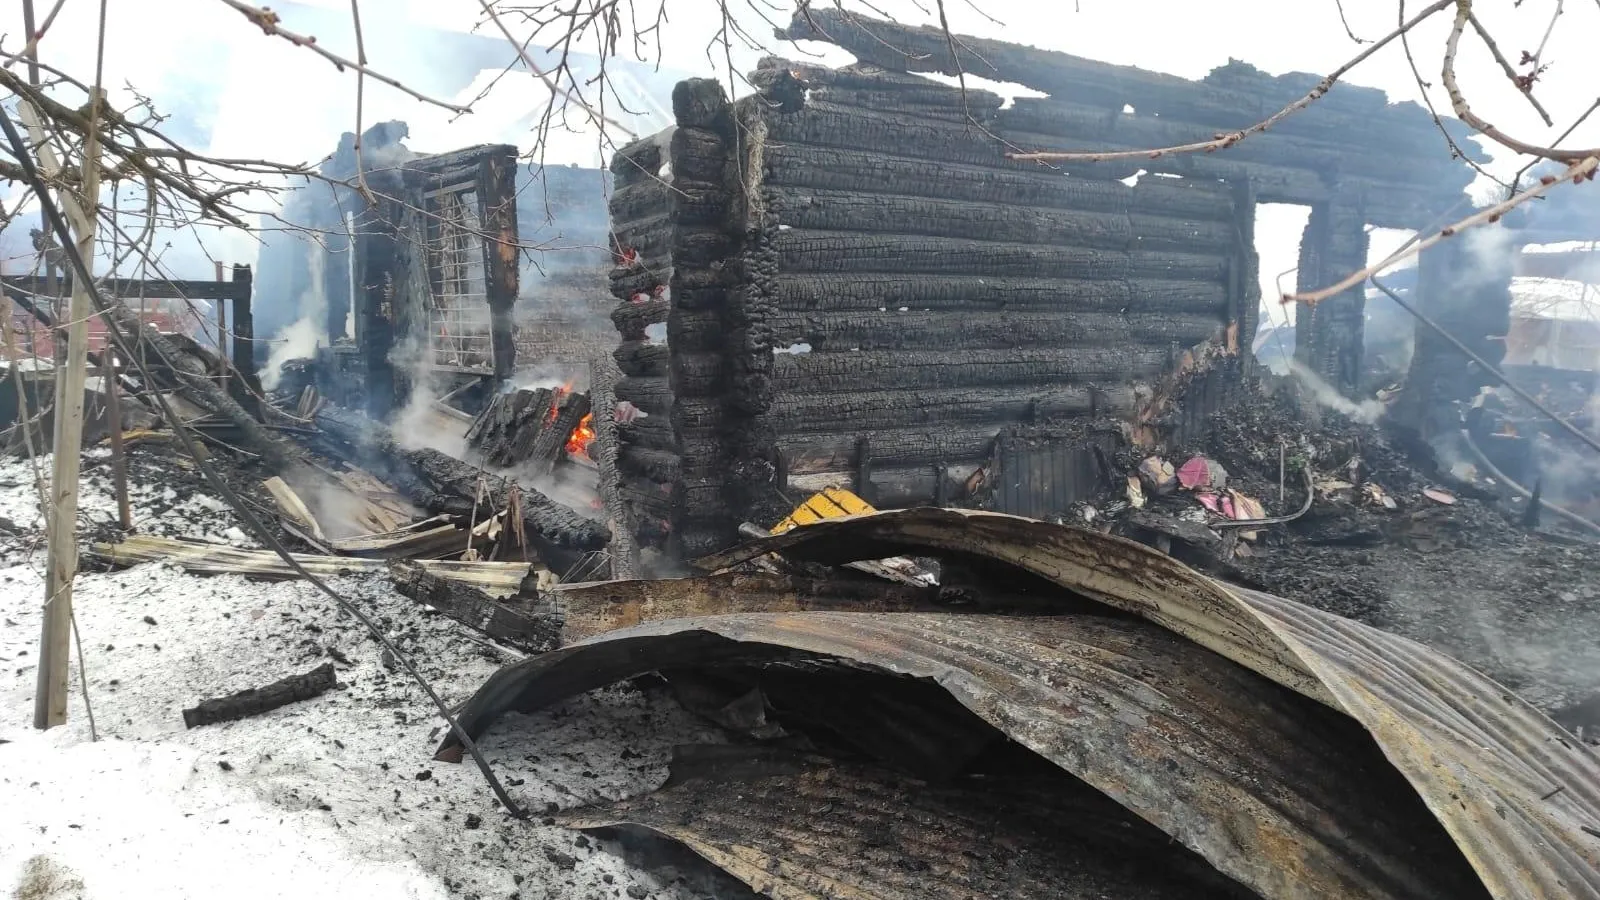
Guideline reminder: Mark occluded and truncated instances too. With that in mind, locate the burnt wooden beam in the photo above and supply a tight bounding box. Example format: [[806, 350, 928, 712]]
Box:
[[528, 390, 591, 476], [771, 230, 1228, 281], [854, 435, 874, 506], [2, 275, 250, 301], [777, 9, 1485, 160], [476, 146, 521, 383], [766, 309, 1223, 354], [761, 92, 1463, 230], [770, 273, 1227, 315], [313, 405, 610, 551], [761, 143, 1233, 220], [765, 186, 1234, 253], [389, 560, 560, 655], [783, 426, 1002, 475], [229, 264, 258, 385], [182, 662, 336, 728], [1294, 195, 1369, 397]]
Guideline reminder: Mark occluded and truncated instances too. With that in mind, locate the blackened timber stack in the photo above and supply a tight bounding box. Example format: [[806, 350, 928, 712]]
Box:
[[607, 11, 1475, 558]]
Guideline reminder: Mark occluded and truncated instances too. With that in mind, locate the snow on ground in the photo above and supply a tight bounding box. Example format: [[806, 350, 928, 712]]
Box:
[[0, 450, 728, 900]]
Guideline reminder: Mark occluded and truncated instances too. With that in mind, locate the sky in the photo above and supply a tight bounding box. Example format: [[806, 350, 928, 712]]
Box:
[[2, 0, 1597, 326]]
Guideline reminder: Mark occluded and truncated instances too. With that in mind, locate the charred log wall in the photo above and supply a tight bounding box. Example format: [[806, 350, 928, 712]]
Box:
[[753, 62, 1241, 509], [608, 81, 778, 558], [777, 10, 1481, 230], [608, 132, 677, 552], [1293, 196, 1370, 395]]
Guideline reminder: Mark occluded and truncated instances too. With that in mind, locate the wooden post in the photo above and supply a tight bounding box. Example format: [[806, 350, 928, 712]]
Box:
[[230, 264, 255, 384], [213, 261, 228, 390], [27, 89, 101, 729]]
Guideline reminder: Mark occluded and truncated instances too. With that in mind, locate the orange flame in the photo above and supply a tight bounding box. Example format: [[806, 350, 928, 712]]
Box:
[[566, 412, 596, 458]]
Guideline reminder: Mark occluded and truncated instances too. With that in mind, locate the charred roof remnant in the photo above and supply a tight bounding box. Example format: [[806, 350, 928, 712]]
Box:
[[441, 510, 1600, 900], [606, 10, 1484, 560]]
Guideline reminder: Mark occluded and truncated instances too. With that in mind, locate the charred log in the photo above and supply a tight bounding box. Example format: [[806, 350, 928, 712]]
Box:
[[466, 388, 554, 467], [771, 273, 1227, 315], [313, 405, 610, 551], [768, 347, 1172, 394], [389, 560, 560, 654], [181, 663, 336, 728], [765, 187, 1233, 253], [782, 426, 1002, 474], [527, 390, 592, 477], [770, 310, 1222, 352], [761, 144, 1233, 220], [773, 230, 1229, 281]]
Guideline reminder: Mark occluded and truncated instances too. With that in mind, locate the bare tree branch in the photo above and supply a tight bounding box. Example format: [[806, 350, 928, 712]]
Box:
[[1286, 155, 1599, 306], [1007, 0, 1456, 162], [214, 0, 474, 113]]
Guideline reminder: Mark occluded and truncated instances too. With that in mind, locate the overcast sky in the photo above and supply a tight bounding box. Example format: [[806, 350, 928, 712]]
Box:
[[3, 0, 1596, 327]]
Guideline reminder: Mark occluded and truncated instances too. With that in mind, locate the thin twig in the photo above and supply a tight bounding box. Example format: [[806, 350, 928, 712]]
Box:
[[1333, 0, 1370, 43], [69, 611, 98, 740], [214, 0, 472, 113], [1443, 0, 1600, 162], [475, 0, 635, 136], [1287, 156, 1599, 305], [1007, 0, 1455, 162], [1465, 11, 1553, 126], [5, 0, 68, 75], [347, 0, 377, 207]]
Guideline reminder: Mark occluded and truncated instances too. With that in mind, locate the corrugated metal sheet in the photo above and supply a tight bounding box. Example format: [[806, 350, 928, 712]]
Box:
[[558, 745, 1255, 899], [690, 508, 1600, 900], [443, 610, 1493, 898], [991, 431, 1117, 519]]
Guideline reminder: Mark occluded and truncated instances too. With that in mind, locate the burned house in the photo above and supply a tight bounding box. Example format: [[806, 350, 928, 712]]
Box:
[[254, 125, 618, 418], [606, 10, 1483, 557]]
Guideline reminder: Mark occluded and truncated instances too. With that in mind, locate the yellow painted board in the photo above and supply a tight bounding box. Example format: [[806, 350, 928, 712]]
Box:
[[771, 487, 876, 534]]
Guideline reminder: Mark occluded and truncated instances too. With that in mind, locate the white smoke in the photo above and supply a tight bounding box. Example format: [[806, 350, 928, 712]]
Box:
[[261, 243, 328, 390], [1288, 360, 1386, 424]]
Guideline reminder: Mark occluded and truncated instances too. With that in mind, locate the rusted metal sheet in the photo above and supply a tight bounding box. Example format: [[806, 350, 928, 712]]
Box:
[[441, 610, 1493, 899], [691, 508, 1600, 900], [551, 572, 939, 643], [559, 745, 1256, 899]]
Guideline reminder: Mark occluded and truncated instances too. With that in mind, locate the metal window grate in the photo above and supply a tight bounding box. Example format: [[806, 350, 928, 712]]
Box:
[[426, 190, 495, 372]]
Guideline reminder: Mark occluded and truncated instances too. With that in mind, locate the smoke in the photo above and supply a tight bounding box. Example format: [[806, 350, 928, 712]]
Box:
[[261, 242, 328, 390], [1288, 360, 1386, 424]]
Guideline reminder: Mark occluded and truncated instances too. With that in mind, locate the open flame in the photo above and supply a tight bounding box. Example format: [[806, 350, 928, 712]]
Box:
[[566, 412, 596, 458], [540, 382, 596, 459]]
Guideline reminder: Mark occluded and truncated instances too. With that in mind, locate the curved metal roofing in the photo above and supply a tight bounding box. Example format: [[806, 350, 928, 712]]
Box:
[[444, 508, 1600, 900]]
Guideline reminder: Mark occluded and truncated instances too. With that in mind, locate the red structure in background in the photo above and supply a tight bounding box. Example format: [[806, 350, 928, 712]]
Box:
[[4, 298, 199, 361]]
